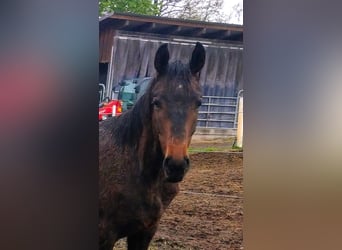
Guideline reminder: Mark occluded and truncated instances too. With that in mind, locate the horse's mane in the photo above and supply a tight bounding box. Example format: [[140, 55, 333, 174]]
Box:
[[111, 90, 152, 149]]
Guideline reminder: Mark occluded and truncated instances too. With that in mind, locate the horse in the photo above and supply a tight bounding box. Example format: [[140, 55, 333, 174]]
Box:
[[99, 42, 206, 250]]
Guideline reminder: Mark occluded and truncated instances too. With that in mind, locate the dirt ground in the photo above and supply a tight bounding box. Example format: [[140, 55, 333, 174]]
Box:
[[114, 147, 243, 250]]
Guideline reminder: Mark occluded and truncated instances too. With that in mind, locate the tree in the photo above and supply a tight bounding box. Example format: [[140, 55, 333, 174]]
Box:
[[227, 2, 243, 24], [99, 0, 159, 17], [153, 0, 183, 17], [99, 0, 243, 24], [154, 0, 229, 23]]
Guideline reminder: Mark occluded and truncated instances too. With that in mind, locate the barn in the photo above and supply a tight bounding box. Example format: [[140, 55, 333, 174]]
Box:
[[99, 12, 243, 135]]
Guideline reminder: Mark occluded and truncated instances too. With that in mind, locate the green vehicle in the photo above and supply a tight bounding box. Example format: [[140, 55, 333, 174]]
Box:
[[117, 77, 152, 111]]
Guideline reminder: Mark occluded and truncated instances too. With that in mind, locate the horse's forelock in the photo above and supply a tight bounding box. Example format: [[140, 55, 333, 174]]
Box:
[[152, 61, 198, 96]]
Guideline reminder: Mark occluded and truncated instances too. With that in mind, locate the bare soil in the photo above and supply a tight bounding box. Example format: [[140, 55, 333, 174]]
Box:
[[114, 151, 243, 250]]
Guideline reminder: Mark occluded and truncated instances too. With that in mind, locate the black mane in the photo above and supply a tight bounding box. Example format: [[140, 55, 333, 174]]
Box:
[[111, 92, 151, 149]]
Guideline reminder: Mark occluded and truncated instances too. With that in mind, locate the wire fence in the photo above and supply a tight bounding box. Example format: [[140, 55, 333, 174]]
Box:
[[180, 190, 243, 199]]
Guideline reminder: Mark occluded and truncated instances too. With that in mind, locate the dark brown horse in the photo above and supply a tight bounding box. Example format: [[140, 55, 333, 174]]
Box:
[[99, 42, 206, 250]]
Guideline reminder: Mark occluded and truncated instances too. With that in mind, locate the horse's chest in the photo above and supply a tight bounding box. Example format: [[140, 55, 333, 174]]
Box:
[[117, 188, 165, 230], [138, 199, 163, 228]]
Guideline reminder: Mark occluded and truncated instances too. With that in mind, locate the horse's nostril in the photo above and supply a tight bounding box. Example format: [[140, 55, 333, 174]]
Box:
[[163, 156, 189, 183], [164, 156, 189, 169], [184, 157, 190, 165], [164, 157, 170, 166]]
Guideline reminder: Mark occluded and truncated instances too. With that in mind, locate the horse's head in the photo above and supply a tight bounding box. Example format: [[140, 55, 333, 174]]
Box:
[[150, 42, 205, 183]]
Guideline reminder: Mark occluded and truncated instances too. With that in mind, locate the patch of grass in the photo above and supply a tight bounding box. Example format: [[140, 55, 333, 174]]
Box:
[[149, 239, 186, 250], [189, 146, 223, 153], [231, 138, 243, 152], [231, 144, 243, 152]]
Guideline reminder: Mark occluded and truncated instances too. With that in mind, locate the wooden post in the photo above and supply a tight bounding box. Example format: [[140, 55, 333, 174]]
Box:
[[236, 96, 243, 148]]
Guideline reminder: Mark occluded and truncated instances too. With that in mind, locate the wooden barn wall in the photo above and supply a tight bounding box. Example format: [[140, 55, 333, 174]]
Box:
[[99, 26, 115, 63], [107, 34, 243, 97]]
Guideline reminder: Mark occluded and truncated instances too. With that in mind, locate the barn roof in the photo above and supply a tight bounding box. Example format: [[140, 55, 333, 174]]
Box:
[[100, 12, 242, 42], [100, 12, 243, 42], [99, 12, 243, 63]]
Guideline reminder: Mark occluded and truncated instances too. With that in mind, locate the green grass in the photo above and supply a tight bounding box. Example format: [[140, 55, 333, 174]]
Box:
[[231, 143, 243, 152], [189, 146, 225, 153], [189, 145, 243, 153]]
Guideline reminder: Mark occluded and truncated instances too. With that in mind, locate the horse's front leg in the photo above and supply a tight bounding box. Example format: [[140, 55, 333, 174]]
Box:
[[99, 220, 118, 250], [99, 234, 117, 250], [127, 227, 157, 250]]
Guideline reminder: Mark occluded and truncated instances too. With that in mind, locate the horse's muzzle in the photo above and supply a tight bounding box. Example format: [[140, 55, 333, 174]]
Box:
[[163, 156, 190, 183]]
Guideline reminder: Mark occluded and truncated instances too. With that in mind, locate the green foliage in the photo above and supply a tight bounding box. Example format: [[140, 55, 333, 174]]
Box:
[[99, 0, 160, 16]]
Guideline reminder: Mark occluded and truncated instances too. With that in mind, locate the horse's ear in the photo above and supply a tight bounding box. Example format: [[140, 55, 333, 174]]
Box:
[[189, 42, 206, 75], [154, 43, 169, 75]]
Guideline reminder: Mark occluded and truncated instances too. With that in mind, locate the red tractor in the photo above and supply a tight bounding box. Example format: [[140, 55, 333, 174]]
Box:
[[98, 77, 151, 121], [99, 84, 122, 121], [98, 98, 122, 121]]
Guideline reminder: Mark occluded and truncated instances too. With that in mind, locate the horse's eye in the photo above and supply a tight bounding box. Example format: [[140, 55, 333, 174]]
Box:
[[152, 99, 161, 109], [196, 99, 202, 108]]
